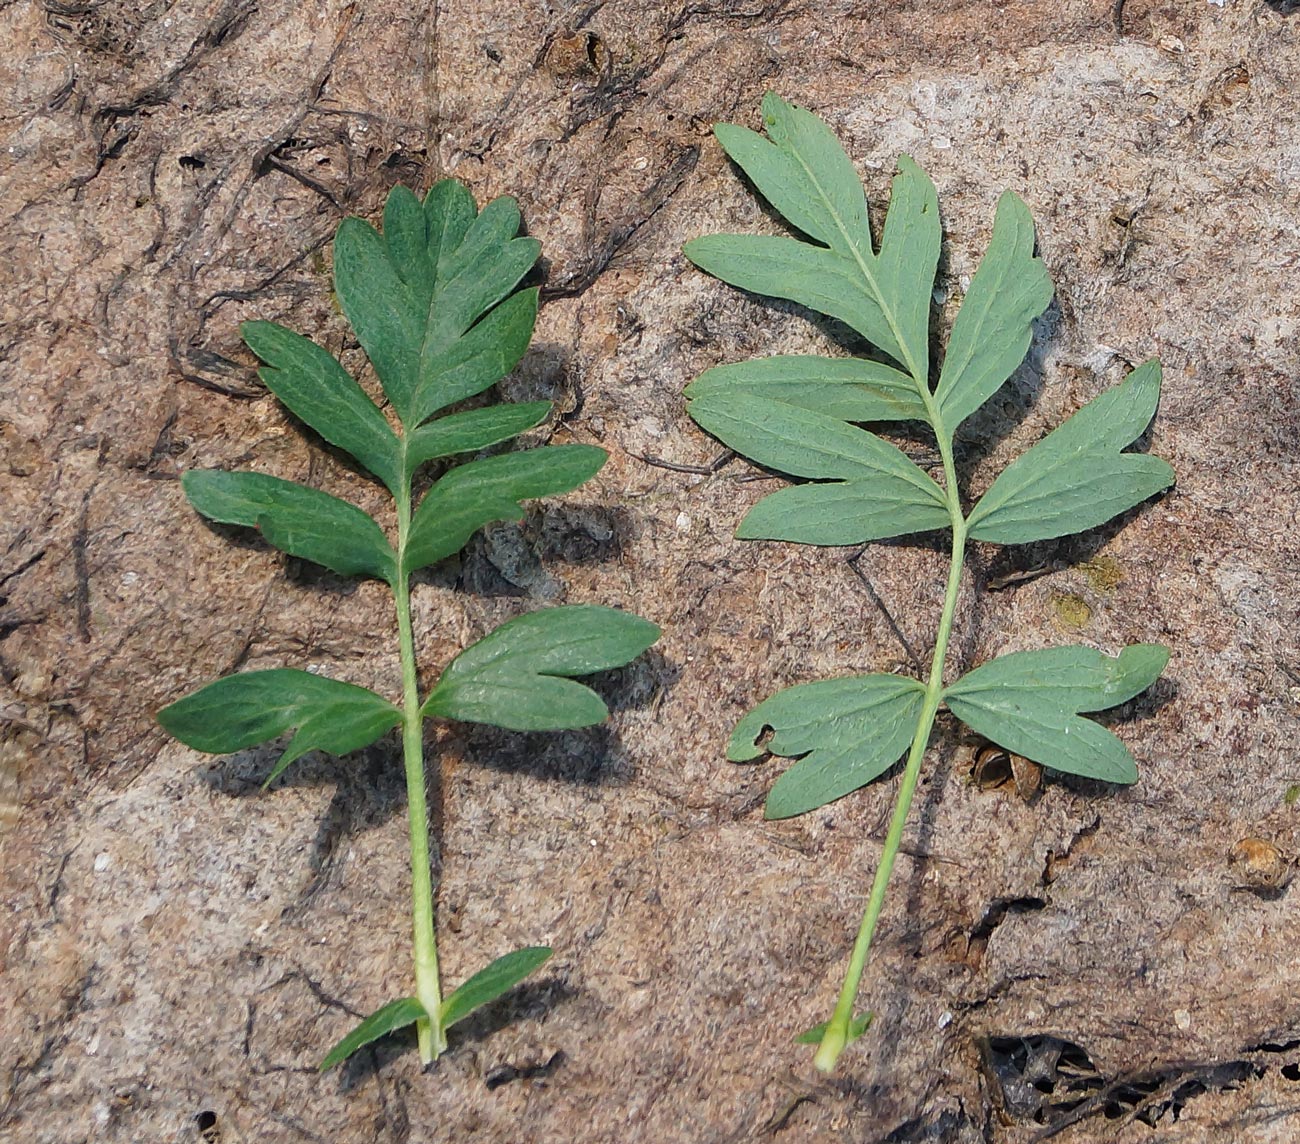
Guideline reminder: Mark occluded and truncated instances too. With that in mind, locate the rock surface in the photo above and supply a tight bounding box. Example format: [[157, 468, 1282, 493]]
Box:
[[3, 1, 1300, 1141]]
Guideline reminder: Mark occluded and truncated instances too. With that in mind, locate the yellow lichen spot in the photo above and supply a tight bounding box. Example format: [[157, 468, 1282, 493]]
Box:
[[1080, 555, 1123, 593], [1052, 592, 1092, 630]]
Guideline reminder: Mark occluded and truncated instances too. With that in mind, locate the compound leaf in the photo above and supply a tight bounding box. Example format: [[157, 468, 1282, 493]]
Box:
[[319, 997, 428, 1071], [241, 320, 401, 495], [333, 184, 540, 426], [422, 605, 660, 730], [405, 401, 551, 475], [182, 470, 396, 583], [440, 947, 553, 1031], [157, 668, 402, 785], [935, 192, 1054, 432], [404, 445, 606, 573], [967, 360, 1174, 544], [728, 674, 927, 819], [684, 355, 925, 423], [944, 644, 1169, 784]]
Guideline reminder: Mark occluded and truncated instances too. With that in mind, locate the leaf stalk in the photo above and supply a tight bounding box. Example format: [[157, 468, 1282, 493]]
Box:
[[814, 410, 968, 1071], [394, 456, 446, 1063]]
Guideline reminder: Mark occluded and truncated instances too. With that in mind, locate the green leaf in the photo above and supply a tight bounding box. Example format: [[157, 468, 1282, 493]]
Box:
[[874, 156, 941, 383], [405, 401, 551, 476], [332, 184, 540, 425], [687, 392, 944, 489], [684, 355, 926, 423], [795, 1012, 872, 1045], [422, 605, 660, 730], [702, 95, 939, 379], [240, 320, 402, 495], [728, 674, 927, 819], [736, 481, 950, 545], [439, 947, 553, 1031], [966, 360, 1174, 544], [319, 997, 428, 1071], [687, 391, 948, 543], [182, 470, 397, 583], [411, 287, 539, 426], [935, 191, 1055, 432], [157, 668, 402, 784], [404, 445, 606, 573], [684, 235, 906, 368], [714, 93, 868, 255], [944, 644, 1169, 784]]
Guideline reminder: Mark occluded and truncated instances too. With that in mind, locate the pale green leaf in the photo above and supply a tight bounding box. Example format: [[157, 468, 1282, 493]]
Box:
[[319, 997, 427, 1071], [440, 947, 553, 1031], [736, 481, 951, 545], [728, 674, 927, 819], [966, 360, 1174, 544], [714, 93, 868, 254], [687, 392, 944, 491], [944, 644, 1169, 784], [240, 320, 401, 494], [935, 191, 1054, 431], [404, 445, 606, 573], [182, 470, 396, 583], [422, 605, 660, 730], [684, 235, 904, 366], [874, 156, 940, 383], [405, 401, 550, 475], [684, 355, 925, 423], [157, 668, 402, 785]]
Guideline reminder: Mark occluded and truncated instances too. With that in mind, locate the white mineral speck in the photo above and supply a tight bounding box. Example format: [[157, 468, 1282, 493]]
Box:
[[1174, 1008, 1191, 1029], [938, 1010, 953, 1029], [675, 512, 691, 531], [932, 136, 952, 150], [94, 852, 110, 872]]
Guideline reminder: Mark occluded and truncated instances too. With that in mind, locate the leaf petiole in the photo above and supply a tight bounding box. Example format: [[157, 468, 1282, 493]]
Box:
[[813, 408, 968, 1072]]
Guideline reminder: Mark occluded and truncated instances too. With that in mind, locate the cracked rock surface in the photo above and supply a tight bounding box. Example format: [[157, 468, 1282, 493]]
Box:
[[3, 1, 1300, 1141]]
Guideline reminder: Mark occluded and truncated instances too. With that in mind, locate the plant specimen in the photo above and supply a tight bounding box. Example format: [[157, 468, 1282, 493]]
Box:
[[683, 95, 1173, 1072], [158, 181, 659, 1069]]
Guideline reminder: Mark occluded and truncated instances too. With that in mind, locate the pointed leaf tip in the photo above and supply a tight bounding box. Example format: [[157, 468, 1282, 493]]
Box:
[[319, 997, 428, 1071], [439, 946, 553, 1032]]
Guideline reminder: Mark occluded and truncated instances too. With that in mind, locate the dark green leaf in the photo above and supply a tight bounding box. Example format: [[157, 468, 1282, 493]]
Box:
[[410, 288, 539, 426], [935, 191, 1054, 432], [728, 674, 927, 819], [439, 947, 553, 1031], [966, 360, 1174, 544], [684, 355, 925, 423], [406, 401, 551, 475], [684, 235, 905, 367], [736, 481, 950, 545], [332, 184, 540, 426], [182, 470, 396, 582], [404, 445, 606, 573], [944, 644, 1168, 784], [157, 668, 402, 784], [422, 605, 660, 730], [713, 93, 869, 255], [333, 214, 423, 420], [240, 320, 401, 494], [319, 997, 427, 1071], [795, 1012, 872, 1044]]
